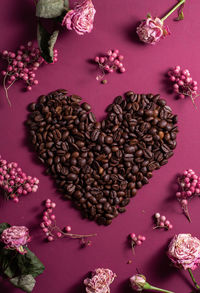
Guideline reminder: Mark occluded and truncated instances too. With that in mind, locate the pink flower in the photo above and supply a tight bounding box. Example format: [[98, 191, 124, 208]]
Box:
[[129, 274, 146, 291], [62, 0, 96, 35], [168, 234, 200, 270], [136, 17, 170, 45], [84, 268, 116, 293], [1, 226, 31, 254]]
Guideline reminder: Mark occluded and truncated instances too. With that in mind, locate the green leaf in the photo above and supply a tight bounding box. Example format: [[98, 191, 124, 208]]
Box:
[[0, 247, 44, 279], [175, 10, 184, 21], [147, 13, 151, 18], [15, 248, 45, 278], [36, 0, 65, 18], [37, 22, 59, 63], [10, 275, 36, 293], [0, 223, 10, 235]]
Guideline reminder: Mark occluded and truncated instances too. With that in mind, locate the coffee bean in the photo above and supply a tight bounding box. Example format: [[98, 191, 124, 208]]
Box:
[[81, 102, 91, 112], [27, 90, 178, 225]]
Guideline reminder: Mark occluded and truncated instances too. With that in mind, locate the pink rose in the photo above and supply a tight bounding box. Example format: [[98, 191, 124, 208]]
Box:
[[168, 234, 200, 270], [129, 274, 146, 291], [1, 226, 31, 254], [136, 17, 170, 45], [84, 268, 116, 293], [62, 0, 96, 35]]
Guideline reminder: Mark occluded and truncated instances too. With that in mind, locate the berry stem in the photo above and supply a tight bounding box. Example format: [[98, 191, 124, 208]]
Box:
[[63, 232, 97, 239], [188, 268, 200, 289], [3, 73, 11, 107], [182, 205, 191, 223], [161, 0, 185, 22]]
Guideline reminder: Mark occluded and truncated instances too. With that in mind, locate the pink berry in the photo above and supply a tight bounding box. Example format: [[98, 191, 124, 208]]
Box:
[[57, 232, 62, 238], [118, 55, 124, 61], [161, 215, 166, 222], [48, 236, 54, 241], [179, 94, 185, 99], [170, 76, 176, 82], [109, 56, 114, 62], [155, 213, 160, 218], [27, 86, 32, 91], [181, 199, 188, 205], [114, 49, 119, 55], [160, 222, 164, 227], [13, 197, 19, 203], [112, 52, 117, 58], [168, 224, 173, 229], [50, 214, 56, 220], [100, 57, 105, 63], [136, 240, 142, 246], [165, 220, 170, 226], [94, 56, 99, 62], [120, 67, 126, 73], [51, 202, 56, 208], [65, 226, 71, 232], [107, 50, 112, 56], [130, 233, 136, 239]]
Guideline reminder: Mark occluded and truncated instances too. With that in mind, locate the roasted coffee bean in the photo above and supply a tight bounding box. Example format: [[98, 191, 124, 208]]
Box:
[[27, 90, 178, 225]]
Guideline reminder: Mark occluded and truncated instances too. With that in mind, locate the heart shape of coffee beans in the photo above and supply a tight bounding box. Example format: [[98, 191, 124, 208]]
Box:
[[27, 90, 178, 225]]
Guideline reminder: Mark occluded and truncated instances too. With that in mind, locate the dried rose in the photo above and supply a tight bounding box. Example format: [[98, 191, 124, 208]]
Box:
[[84, 268, 116, 293], [136, 0, 185, 45], [62, 0, 96, 35], [136, 17, 170, 45], [168, 233, 200, 270], [1, 226, 31, 254]]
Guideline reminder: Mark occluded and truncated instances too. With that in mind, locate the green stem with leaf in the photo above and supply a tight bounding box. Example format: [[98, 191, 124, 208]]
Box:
[[143, 282, 175, 293], [161, 0, 185, 22]]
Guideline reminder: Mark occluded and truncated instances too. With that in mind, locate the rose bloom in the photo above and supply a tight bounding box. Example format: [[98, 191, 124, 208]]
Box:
[[136, 17, 170, 45], [62, 0, 96, 35], [84, 268, 116, 293], [168, 234, 200, 270], [129, 274, 146, 291], [1, 226, 31, 254]]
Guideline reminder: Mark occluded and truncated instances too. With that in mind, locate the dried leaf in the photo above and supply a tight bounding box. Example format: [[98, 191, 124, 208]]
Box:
[[36, 0, 65, 18], [37, 22, 59, 63], [10, 275, 36, 293]]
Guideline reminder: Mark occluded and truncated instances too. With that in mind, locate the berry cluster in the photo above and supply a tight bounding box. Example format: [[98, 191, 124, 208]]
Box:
[[168, 66, 199, 106], [154, 213, 173, 230], [0, 156, 39, 203], [1, 41, 58, 106], [176, 169, 200, 222], [94, 49, 125, 84], [40, 199, 97, 246], [129, 233, 146, 255]]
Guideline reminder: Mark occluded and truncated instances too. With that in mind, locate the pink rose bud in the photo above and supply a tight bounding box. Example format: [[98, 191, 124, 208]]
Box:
[[136, 17, 170, 45], [129, 274, 146, 291]]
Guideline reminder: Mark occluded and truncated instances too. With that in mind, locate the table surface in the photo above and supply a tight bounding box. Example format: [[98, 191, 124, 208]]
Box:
[[0, 0, 200, 292]]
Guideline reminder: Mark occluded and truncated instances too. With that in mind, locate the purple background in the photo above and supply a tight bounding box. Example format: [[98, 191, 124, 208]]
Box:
[[0, 0, 200, 292]]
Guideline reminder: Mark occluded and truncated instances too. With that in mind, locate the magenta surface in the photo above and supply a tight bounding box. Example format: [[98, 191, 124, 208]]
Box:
[[0, 0, 200, 292]]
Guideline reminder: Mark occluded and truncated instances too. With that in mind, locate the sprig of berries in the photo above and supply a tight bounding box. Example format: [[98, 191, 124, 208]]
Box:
[[94, 49, 125, 84], [0, 155, 39, 203], [1, 41, 58, 106], [153, 213, 173, 230], [40, 199, 97, 246], [129, 233, 146, 255], [168, 66, 199, 108], [176, 169, 200, 222]]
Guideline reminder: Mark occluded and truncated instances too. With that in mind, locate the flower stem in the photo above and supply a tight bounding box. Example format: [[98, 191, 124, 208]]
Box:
[[188, 269, 200, 289], [161, 0, 185, 22], [144, 282, 175, 293]]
